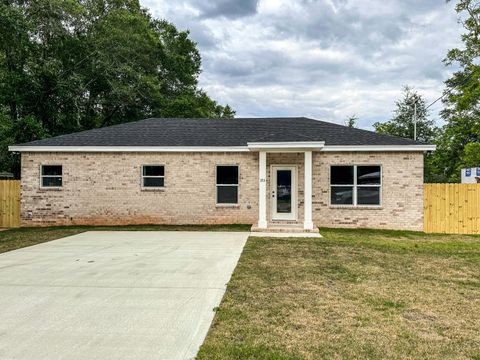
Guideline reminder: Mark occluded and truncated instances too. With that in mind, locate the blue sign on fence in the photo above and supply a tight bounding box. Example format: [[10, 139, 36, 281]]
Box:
[[466, 168, 472, 177], [477, 168, 480, 176]]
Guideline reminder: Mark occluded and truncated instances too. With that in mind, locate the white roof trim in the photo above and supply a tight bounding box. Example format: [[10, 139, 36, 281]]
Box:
[[247, 141, 325, 151], [8, 143, 436, 153], [321, 145, 436, 152], [8, 146, 250, 153]]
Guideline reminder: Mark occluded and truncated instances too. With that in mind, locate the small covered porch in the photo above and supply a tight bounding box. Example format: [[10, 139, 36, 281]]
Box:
[[248, 142, 323, 236]]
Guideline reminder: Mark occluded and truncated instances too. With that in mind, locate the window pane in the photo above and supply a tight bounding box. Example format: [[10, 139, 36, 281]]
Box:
[[143, 165, 164, 177], [357, 187, 380, 205], [143, 177, 164, 187], [42, 165, 62, 176], [42, 176, 62, 187], [217, 166, 238, 184], [217, 185, 238, 203], [331, 186, 353, 205], [357, 166, 381, 185], [331, 166, 353, 185]]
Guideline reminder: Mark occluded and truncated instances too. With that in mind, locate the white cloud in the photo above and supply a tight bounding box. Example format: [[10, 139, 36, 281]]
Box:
[[141, 0, 463, 128]]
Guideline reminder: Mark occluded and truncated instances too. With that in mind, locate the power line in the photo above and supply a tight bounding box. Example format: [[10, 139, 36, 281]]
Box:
[[426, 92, 447, 109], [426, 71, 475, 109], [413, 73, 473, 140], [413, 90, 448, 140]]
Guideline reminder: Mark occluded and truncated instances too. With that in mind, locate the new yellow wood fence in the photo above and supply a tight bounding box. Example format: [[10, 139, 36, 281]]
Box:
[[424, 183, 480, 234], [0, 180, 20, 228]]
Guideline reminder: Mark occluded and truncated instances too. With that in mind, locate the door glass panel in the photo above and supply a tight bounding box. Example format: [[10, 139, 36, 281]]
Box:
[[276, 170, 292, 213]]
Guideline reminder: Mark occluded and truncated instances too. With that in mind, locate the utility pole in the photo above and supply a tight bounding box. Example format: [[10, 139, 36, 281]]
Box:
[[413, 100, 417, 141]]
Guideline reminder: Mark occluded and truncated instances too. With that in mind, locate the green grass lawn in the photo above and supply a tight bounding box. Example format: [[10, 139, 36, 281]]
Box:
[[0, 224, 250, 254], [198, 228, 480, 360]]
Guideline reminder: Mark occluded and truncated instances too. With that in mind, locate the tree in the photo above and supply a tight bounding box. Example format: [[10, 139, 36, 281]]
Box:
[[0, 111, 47, 176], [430, 0, 480, 182], [0, 0, 234, 177], [459, 142, 480, 168], [345, 115, 357, 128], [373, 86, 438, 142], [373, 86, 439, 182]]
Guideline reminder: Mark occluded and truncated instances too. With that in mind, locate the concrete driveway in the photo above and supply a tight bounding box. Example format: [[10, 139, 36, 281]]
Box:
[[0, 231, 248, 360]]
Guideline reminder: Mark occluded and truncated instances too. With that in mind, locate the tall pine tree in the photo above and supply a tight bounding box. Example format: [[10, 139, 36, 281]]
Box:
[[374, 87, 438, 182], [374, 86, 437, 143]]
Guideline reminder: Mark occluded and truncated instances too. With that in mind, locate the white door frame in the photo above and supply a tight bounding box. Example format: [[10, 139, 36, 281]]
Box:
[[271, 165, 297, 221]]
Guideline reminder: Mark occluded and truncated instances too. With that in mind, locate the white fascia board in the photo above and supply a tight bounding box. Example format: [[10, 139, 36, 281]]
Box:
[[322, 145, 437, 152], [247, 141, 325, 151], [8, 143, 437, 153], [8, 146, 250, 153]]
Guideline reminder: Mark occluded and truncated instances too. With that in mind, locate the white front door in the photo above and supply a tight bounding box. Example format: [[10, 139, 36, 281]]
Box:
[[271, 165, 297, 221]]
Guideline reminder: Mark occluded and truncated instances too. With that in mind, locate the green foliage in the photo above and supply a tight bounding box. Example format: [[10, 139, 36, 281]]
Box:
[[0, 110, 15, 174], [0, 0, 234, 177], [460, 142, 480, 168], [431, 114, 480, 182], [0, 112, 47, 176], [373, 86, 438, 143], [345, 114, 358, 128], [373, 87, 439, 182], [432, 0, 480, 182]]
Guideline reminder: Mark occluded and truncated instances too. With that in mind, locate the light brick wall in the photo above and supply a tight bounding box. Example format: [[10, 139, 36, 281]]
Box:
[[20, 151, 424, 230], [312, 152, 424, 230], [20, 152, 259, 226]]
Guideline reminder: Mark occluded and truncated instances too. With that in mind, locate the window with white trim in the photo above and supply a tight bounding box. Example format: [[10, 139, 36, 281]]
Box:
[[216, 165, 238, 204], [330, 165, 381, 206], [41, 165, 63, 188], [142, 165, 165, 188]]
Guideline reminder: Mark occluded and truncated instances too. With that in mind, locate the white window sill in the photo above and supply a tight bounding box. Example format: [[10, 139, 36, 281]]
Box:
[[216, 203, 240, 208], [329, 205, 383, 210], [39, 187, 63, 191], [141, 187, 165, 191]]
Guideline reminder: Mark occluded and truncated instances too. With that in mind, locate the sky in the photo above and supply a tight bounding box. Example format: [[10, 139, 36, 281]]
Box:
[[141, 0, 464, 129]]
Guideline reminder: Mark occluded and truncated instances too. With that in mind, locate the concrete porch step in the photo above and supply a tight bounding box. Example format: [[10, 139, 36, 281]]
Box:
[[250, 223, 320, 234], [249, 231, 322, 238], [268, 220, 303, 226]]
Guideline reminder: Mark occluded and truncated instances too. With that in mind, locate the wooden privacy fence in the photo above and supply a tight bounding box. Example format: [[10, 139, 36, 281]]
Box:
[[424, 184, 480, 234], [0, 180, 20, 228]]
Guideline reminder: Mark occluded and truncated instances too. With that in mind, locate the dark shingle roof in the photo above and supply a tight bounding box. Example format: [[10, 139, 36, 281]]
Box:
[[14, 117, 427, 147]]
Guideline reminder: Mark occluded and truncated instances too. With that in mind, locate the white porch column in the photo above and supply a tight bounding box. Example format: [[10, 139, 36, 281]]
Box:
[[258, 151, 268, 228], [304, 151, 314, 230]]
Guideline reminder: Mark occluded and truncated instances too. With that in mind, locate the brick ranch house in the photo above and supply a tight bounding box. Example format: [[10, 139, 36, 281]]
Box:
[[9, 117, 435, 232]]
